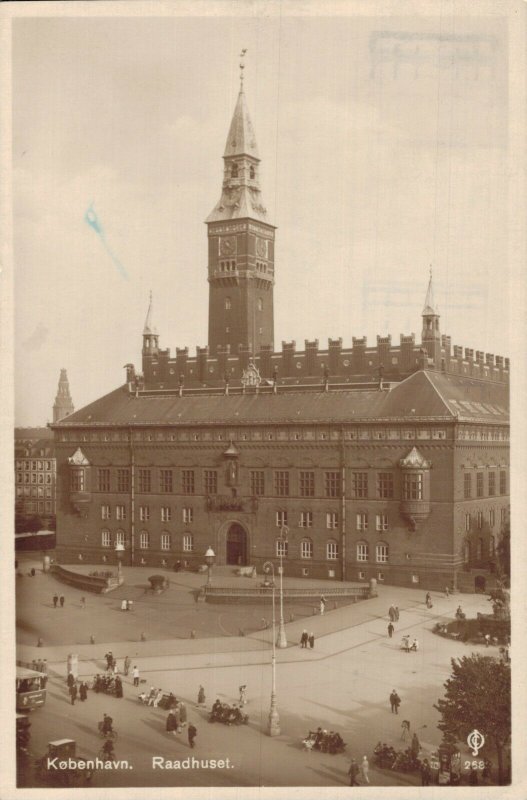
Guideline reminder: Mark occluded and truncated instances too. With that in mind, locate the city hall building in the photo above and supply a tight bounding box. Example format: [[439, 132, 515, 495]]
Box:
[[52, 79, 509, 591]]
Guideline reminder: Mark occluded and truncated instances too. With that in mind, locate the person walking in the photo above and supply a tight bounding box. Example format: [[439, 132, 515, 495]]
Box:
[[394, 606, 399, 621], [421, 758, 432, 786], [123, 656, 131, 676], [197, 685, 206, 706], [388, 605, 395, 622], [394, 692, 401, 715], [445, 585, 450, 598], [132, 666, 140, 687], [166, 710, 178, 736], [239, 685, 247, 705], [348, 758, 360, 786], [67, 671, 75, 689], [53, 593, 58, 608], [188, 723, 197, 748], [69, 683, 78, 705], [79, 681, 88, 702], [401, 720, 410, 741], [359, 756, 370, 785], [387, 622, 394, 638], [425, 592, 431, 605], [59, 595, 65, 608], [300, 630, 308, 648], [114, 675, 123, 698], [320, 596, 326, 615], [389, 690, 398, 713], [308, 632, 315, 649]]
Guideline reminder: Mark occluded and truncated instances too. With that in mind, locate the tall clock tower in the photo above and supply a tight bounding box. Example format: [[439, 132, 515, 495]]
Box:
[[206, 73, 275, 356]]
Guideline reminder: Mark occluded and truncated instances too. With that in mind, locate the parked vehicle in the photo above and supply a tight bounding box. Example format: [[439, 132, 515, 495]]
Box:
[[34, 739, 93, 787], [16, 667, 46, 711]]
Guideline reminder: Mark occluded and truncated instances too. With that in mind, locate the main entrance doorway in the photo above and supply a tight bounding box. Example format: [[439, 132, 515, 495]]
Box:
[[226, 523, 247, 566]]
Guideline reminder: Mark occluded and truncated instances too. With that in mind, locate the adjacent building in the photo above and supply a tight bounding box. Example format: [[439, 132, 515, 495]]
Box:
[[52, 75, 509, 591]]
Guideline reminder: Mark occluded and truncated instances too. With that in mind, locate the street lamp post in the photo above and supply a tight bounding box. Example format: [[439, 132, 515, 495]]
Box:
[[276, 526, 288, 648], [204, 546, 215, 587], [115, 542, 125, 583], [263, 561, 280, 736]]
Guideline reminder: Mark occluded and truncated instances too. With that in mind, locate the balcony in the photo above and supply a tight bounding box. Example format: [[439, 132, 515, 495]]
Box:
[[399, 499, 431, 530]]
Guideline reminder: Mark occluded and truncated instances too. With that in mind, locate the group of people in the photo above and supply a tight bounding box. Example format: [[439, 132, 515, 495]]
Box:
[[299, 630, 316, 649], [30, 658, 48, 679], [209, 699, 248, 726], [303, 728, 346, 754], [401, 635, 419, 652], [92, 673, 124, 697], [388, 605, 400, 622], [348, 756, 370, 785], [166, 711, 197, 747], [52, 593, 65, 608]]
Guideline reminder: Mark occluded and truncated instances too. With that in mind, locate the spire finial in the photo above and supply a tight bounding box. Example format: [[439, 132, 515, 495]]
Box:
[[239, 48, 247, 89]]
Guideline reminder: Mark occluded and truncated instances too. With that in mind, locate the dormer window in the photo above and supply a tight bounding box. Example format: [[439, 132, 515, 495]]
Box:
[[231, 164, 238, 178]]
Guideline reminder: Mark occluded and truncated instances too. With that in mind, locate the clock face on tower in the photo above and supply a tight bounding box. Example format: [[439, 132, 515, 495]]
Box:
[[220, 236, 236, 256], [256, 237, 267, 258]]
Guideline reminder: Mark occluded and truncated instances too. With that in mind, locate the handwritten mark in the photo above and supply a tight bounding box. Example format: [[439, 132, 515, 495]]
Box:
[[84, 203, 129, 281]]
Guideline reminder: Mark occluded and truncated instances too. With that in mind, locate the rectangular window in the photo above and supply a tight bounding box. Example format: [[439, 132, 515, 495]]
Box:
[[477, 511, 483, 529], [276, 539, 289, 558], [357, 543, 369, 562], [138, 468, 151, 493], [476, 472, 484, 498], [182, 470, 195, 494], [139, 505, 150, 522], [250, 470, 265, 496], [499, 471, 507, 495], [465, 513, 471, 532], [299, 511, 313, 528], [299, 471, 315, 497], [489, 509, 495, 528], [160, 534, 171, 551], [97, 468, 110, 492], [324, 471, 340, 498], [488, 472, 495, 496], [182, 507, 193, 524], [276, 510, 288, 528], [356, 512, 368, 531], [116, 504, 126, 520], [326, 512, 338, 530], [139, 531, 150, 549], [204, 470, 218, 495], [464, 473, 472, 499], [161, 506, 171, 523], [160, 469, 173, 493], [274, 471, 289, 496], [300, 540, 313, 559], [326, 541, 338, 560], [403, 473, 423, 500], [115, 530, 125, 547], [376, 543, 389, 563], [376, 513, 388, 532], [501, 507, 507, 523], [352, 472, 368, 499], [117, 468, 130, 493], [377, 472, 394, 499], [101, 530, 111, 548], [183, 534, 194, 552], [101, 504, 111, 520], [71, 470, 84, 492]]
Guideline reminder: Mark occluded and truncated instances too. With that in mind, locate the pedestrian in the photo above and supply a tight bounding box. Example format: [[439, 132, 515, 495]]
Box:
[[123, 656, 131, 676], [388, 605, 395, 622], [147, 686, 157, 705], [67, 671, 75, 689], [359, 755, 370, 784], [308, 632, 315, 649], [80, 596, 86, 609], [105, 651, 113, 670], [425, 592, 431, 605], [389, 690, 397, 713], [445, 586, 450, 597], [421, 758, 432, 786], [411, 732, 420, 759], [402, 635, 410, 653], [132, 666, 140, 687], [239, 685, 247, 705], [387, 622, 394, 638], [401, 719, 410, 741], [53, 593, 58, 608], [79, 681, 88, 702], [179, 701, 187, 726], [188, 723, 197, 748], [121, 599, 127, 611], [152, 688, 163, 708], [114, 675, 123, 698], [197, 685, 206, 706], [394, 606, 399, 621], [411, 638, 419, 652], [320, 596, 326, 615], [300, 630, 308, 648], [166, 710, 178, 736], [348, 757, 360, 786], [394, 692, 401, 715], [59, 595, 65, 607], [69, 683, 78, 705]]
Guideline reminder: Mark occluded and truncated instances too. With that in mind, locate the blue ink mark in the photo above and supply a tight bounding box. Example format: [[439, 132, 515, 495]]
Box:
[[84, 203, 129, 281]]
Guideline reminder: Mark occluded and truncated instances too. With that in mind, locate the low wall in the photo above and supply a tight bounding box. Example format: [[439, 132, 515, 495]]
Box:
[[50, 564, 122, 594], [202, 585, 370, 604]]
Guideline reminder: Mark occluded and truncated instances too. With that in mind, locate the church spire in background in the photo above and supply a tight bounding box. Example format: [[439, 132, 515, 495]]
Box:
[[53, 368, 74, 423]]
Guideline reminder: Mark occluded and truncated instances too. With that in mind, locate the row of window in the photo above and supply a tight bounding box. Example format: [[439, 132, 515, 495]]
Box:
[[21, 500, 53, 513], [17, 473, 53, 485], [464, 507, 508, 531], [101, 529, 195, 552], [465, 536, 497, 561], [463, 471, 507, 499], [16, 486, 53, 498], [15, 460, 53, 471], [101, 504, 194, 523], [275, 510, 390, 531], [225, 297, 264, 311]]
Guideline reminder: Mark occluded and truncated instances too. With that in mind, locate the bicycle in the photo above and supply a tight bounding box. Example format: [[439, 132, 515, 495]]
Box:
[[98, 723, 118, 739]]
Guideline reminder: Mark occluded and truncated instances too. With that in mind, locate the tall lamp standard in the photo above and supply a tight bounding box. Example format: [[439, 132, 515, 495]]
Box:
[[204, 546, 215, 587], [263, 561, 280, 736], [276, 526, 289, 648], [115, 541, 125, 583]]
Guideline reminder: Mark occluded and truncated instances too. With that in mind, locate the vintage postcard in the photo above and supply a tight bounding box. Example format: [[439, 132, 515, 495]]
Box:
[[1, 1, 525, 798]]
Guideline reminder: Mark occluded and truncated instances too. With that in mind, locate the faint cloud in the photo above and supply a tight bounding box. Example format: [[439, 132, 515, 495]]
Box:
[[22, 322, 49, 350]]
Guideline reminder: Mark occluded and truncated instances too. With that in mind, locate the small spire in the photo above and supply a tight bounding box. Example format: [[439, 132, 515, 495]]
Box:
[[143, 290, 157, 335], [422, 266, 438, 315]]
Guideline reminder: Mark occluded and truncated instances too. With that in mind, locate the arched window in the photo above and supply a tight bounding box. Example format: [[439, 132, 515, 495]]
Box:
[[231, 163, 238, 178], [376, 542, 389, 563], [257, 297, 263, 312], [300, 538, 313, 559], [101, 529, 111, 548], [225, 297, 231, 310], [326, 540, 338, 560], [249, 165, 255, 179], [139, 530, 150, 549], [356, 541, 369, 562], [115, 529, 125, 547]]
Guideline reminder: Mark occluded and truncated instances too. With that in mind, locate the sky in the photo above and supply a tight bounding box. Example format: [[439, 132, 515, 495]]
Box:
[[12, 7, 513, 425]]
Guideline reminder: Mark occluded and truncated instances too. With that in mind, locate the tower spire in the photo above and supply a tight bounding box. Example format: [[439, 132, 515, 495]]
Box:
[[53, 368, 74, 423], [143, 290, 157, 335], [239, 48, 247, 90], [422, 265, 437, 315]]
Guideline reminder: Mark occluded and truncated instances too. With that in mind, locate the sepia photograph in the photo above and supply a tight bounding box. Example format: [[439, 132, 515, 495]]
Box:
[[2, 1, 525, 796]]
